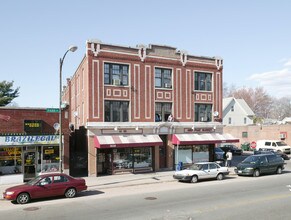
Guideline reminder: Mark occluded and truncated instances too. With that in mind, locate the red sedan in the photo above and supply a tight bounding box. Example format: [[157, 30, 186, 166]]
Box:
[[3, 173, 87, 204]]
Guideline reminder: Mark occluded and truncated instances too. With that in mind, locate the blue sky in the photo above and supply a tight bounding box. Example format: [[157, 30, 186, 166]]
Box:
[[1, 0, 291, 108]]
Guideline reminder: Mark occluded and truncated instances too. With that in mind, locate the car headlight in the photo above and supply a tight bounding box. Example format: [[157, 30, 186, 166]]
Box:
[[5, 191, 15, 195]]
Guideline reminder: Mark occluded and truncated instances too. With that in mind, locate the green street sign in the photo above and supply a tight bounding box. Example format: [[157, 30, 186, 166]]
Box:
[[46, 108, 60, 113]]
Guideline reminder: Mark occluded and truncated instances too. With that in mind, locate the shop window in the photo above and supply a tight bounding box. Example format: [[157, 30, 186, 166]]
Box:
[[175, 146, 192, 165], [105, 101, 129, 122], [133, 147, 152, 169], [194, 104, 212, 122], [113, 148, 133, 170], [0, 147, 22, 175], [242, 132, 248, 138], [155, 68, 172, 88], [155, 102, 172, 122], [192, 145, 209, 163], [42, 146, 59, 173], [104, 63, 129, 86]]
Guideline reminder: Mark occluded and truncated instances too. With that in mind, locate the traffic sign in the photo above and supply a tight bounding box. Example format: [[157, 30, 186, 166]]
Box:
[[250, 141, 257, 149], [46, 108, 60, 113]]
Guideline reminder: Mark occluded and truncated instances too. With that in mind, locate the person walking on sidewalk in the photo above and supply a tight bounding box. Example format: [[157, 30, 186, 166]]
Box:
[[225, 150, 233, 167]]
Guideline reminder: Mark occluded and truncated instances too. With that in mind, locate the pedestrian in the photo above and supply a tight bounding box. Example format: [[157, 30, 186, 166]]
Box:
[[225, 150, 233, 167], [167, 114, 174, 122]]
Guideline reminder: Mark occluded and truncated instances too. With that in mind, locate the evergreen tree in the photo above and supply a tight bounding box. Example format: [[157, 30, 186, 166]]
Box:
[[0, 80, 20, 106]]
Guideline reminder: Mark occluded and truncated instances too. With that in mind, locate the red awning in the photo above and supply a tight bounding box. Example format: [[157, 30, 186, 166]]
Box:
[[172, 133, 239, 145], [94, 135, 163, 148]]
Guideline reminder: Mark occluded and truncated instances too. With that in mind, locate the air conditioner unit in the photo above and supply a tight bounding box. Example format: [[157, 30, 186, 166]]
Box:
[[164, 83, 172, 88], [280, 133, 286, 139], [113, 79, 120, 86]]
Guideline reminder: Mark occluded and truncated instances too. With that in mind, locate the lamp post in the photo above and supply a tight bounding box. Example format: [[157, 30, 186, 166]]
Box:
[[59, 45, 77, 173]]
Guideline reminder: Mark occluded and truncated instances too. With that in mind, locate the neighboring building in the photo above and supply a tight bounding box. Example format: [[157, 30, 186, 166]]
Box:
[[0, 108, 69, 184], [281, 117, 291, 124], [223, 97, 255, 126], [63, 40, 238, 177]]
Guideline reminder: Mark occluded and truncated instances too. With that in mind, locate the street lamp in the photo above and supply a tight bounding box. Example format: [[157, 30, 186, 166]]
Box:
[[59, 45, 77, 173]]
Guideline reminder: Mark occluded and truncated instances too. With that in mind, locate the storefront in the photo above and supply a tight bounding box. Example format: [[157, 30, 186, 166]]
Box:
[[94, 134, 162, 175], [172, 133, 239, 169], [0, 135, 60, 183]]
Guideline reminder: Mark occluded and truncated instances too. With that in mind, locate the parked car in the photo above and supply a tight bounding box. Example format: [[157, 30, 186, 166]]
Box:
[[235, 154, 285, 177], [214, 147, 226, 166], [3, 173, 87, 204], [220, 144, 242, 155], [173, 162, 229, 183], [256, 140, 291, 154], [254, 148, 290, 160]]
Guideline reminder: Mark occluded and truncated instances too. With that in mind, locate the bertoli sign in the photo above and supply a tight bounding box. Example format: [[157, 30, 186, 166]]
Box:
[[0, 135, 59, 146]]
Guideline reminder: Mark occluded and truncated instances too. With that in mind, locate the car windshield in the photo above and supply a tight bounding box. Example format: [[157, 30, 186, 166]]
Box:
[[215, 147, 224, 152], [276, 141, 287, 146], [242, 156, 259, 164], [26, 176, 42, 185], [189, 164, 204, 170]]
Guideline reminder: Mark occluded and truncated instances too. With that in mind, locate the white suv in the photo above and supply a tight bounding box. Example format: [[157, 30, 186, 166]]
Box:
[[256, 140, 291, 154]]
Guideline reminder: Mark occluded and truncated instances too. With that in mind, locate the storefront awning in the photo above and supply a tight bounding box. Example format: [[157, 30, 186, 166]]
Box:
[[94, 135, 163, 148], [172, 133, 239, 145]]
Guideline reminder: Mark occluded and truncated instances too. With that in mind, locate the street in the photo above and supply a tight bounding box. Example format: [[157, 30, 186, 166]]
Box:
[[1, 157, 291, 220]]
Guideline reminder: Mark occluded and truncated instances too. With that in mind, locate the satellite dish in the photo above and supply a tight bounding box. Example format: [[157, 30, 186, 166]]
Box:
[[213, 111, 219, 117], [53, 123, 60, 131]]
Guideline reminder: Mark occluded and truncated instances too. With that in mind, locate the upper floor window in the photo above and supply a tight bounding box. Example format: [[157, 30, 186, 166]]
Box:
[[231, 106, 234, 111], [228, 117, 232, 124], [155, 103, 172, 122], [195, 72, 212, 91], [104, 63, 129, 86], [194, 104, 212, 122], [155, 68, 172, 88], [244, 117, 247, 124], [105, 101, 129, 122]]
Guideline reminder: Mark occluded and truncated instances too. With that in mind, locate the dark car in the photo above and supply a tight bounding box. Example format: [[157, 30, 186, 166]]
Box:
[[254, 148, 290, 160], [3, 173, 87, 204], [235, 154, 285, 177], [220, 144, 242, 155], [214, 147, 226, 165]]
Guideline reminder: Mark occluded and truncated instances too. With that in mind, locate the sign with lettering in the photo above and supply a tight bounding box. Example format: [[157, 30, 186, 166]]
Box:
[[24, 120, 43, 133], [0, 135, 59, 146], [46, 108, 60, 113]]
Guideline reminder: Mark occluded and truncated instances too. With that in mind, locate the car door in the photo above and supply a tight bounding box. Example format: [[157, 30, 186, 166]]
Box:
[[208, 163, 219, 178], [259, 156, 269, 174], [50, 175, 70, 196], [199, 164, 210, 179], [31, 176, 53, 199]]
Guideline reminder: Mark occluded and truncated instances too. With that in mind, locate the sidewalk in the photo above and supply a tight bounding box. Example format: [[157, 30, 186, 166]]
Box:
[[0, 167, 236, 193]]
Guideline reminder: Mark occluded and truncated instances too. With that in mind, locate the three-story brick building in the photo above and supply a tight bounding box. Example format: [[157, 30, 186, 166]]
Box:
[[63, 40, 238, 176]]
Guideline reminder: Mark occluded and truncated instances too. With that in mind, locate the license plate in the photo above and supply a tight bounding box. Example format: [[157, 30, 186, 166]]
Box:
[[238, 170, 242, 173]]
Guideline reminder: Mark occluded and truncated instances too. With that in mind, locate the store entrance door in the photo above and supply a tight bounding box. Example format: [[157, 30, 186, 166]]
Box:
[[23, 151, 37, 180]]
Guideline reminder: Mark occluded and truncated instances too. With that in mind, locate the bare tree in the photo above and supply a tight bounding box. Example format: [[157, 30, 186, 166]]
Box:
[[269, 97, 291, 120], [226, 86, 272, 118]]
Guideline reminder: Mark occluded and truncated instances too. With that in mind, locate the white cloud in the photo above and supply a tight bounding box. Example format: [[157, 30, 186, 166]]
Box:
[[247, 66, 291, 98]]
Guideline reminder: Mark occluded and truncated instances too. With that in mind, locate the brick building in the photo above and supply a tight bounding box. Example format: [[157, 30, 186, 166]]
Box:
[[63, 40, 238, 177], [0, 108, 69, 184]]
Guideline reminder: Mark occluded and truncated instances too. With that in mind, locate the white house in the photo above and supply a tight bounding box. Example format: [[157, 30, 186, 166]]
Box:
[[223, 97, 255, 126]]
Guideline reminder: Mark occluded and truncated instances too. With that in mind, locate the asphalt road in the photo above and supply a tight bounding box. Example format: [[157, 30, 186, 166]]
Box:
[[1, 158, 291, 220]]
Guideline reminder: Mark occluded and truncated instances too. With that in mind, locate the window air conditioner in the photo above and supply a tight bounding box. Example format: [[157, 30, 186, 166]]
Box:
[[164, 83, 172, 88], [113, 79, 120, 86], [280, 133, 286, 139]]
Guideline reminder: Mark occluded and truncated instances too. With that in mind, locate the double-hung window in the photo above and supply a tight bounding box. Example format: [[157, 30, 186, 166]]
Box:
[[195, 72, 212, 91], [155, 68, 172, 88], [104, 63, 129, 86], [105, 101, 129, 122], [155, 103, 172, 122], [194, 104, 212, 122]]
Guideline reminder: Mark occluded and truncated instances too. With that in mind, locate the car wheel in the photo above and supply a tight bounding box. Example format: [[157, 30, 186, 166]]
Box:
[[276, 167, 282, 174], [253, 169, 260, 177], [65, 188, 77, 198], [190, 175, 198, 183], [217, 173, 224, 180], [16, 192, 30, 204]]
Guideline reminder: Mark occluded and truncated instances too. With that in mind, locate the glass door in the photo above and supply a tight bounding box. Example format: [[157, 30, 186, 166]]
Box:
[[23, 151, 36, 180]]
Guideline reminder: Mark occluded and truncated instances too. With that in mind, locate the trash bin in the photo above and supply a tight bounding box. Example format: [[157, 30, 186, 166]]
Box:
[[176, 161, 183, 171], [241, 142, 250, 151]]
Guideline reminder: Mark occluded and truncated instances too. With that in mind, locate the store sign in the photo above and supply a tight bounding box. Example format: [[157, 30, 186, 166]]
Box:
[[0, 135, 59, 146], [24, 120, 43, 133]]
